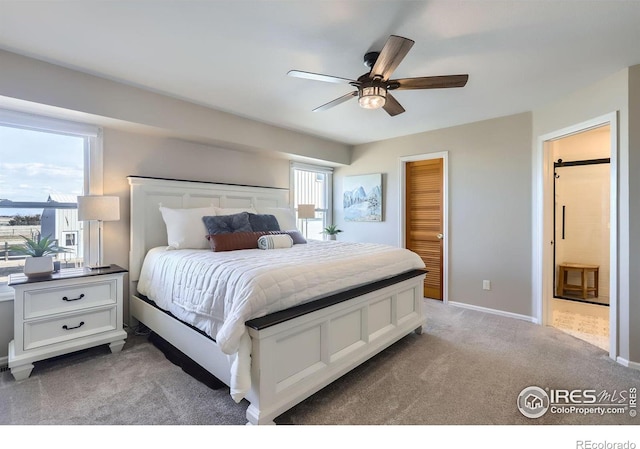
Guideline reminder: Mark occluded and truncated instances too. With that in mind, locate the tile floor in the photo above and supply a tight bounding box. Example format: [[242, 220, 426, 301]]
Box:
[[551, 307, 609, 351]]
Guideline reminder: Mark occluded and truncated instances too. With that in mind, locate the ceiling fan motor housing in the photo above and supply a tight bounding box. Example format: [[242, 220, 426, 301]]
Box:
[[363, 51, 379, 69]]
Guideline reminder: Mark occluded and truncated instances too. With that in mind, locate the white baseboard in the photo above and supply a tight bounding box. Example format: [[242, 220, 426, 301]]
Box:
[[616, 356, 640, 371], [447, 301, 538, 323], [0, 355, 8, 370]]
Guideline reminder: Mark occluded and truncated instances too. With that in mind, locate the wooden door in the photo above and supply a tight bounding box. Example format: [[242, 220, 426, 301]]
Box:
[[405, 158, 443, 300]]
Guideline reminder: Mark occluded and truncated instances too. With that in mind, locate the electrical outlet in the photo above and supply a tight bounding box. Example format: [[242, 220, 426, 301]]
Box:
[[483, 280, 491, 290]]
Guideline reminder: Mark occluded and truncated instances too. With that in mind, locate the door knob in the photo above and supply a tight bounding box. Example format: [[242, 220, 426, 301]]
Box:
[[437, 233, 444, 240]]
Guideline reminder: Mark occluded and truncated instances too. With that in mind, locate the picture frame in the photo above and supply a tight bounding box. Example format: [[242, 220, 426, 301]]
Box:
[[343, 173, 382, 222]]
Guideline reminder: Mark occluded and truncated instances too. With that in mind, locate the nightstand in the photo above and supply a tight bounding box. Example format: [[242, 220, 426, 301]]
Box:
[[7, 264, 128, 381]]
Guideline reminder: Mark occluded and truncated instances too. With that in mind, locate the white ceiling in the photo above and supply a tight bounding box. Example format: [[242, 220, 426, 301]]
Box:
[[2, 1, 640, 146]]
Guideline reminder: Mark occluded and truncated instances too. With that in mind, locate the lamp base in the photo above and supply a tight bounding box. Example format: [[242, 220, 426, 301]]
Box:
[[87, 264, 112, 270]]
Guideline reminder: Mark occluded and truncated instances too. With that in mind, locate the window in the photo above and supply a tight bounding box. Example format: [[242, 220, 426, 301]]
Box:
[[64, 231, 78, 247], [0, 109, 102, 293], [290, 162, 333, 240]]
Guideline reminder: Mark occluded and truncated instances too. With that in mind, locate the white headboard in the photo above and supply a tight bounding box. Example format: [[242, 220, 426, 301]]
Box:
[[128, 176, 290, 283]]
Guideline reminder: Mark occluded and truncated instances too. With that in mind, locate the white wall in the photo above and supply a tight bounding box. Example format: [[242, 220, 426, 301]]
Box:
[[335, 113, 533, 317]]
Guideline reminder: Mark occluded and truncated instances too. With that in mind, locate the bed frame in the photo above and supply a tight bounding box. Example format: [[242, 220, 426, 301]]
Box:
[[128, 176, 426, 424]]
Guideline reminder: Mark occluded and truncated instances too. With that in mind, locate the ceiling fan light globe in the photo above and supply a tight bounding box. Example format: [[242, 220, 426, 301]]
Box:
[[358, 85, 387, 109], [359, 95, 385, 109]]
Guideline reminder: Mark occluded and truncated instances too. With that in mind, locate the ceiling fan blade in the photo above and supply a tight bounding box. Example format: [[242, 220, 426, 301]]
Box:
[[370, 35, 415, 81], [287, 70, 356, 85], [312, 91, 358, 112], [389, 74, 469, 90], [383, 93, 405, 117]]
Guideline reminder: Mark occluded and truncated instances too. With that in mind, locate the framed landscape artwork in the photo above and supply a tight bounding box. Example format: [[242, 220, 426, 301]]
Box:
[[343, 173, 382, 222]]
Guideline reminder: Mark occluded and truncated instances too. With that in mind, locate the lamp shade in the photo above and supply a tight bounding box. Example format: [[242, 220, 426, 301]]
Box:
[[77, 195, 120, 222], [297, 204, 316, 219]]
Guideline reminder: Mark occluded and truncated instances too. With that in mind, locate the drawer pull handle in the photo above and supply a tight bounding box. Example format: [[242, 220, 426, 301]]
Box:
[[62, 321, 85, 331], [62, 293, 85, 302]]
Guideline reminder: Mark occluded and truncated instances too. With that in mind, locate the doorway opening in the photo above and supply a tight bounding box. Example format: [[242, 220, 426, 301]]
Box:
[[535, 113, 617, 357], [549, 125, 611, 351]]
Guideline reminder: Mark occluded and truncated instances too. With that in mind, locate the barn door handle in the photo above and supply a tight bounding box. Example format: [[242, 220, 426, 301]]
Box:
[[437, 233, 444, 239]]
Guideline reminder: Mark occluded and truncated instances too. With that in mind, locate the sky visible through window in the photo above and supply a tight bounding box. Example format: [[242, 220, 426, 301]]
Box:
[[1, 126, 86, 284], [0, 125, 84, 215]]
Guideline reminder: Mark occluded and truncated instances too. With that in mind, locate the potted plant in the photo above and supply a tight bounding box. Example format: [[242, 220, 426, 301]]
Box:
[[10, 235, 69, 278], [322, 224, 343, 241]]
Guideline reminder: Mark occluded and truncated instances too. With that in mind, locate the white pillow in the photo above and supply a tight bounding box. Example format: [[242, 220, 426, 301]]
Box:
[[257, 207, 298, 231], [214, 206, 257, 216], [159, 205, 217, 249]]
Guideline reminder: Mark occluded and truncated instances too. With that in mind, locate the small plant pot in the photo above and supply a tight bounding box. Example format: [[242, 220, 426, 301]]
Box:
[[24, 256, 54, 278], [328, 234, 337, 241]]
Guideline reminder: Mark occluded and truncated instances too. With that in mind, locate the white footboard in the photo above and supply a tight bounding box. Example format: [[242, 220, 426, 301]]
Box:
[[131, 272, 425, 425], [244, 273, 425, 424]]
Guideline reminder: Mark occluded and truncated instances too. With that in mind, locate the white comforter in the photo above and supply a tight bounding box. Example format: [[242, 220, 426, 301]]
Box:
[[137, 239, 425, 400]]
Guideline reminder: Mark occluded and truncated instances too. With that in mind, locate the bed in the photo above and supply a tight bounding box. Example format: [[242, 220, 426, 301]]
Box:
[[128, 176, 427, 424]]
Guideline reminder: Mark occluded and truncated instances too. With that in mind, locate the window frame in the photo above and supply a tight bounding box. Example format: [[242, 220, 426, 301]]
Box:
[[290, 161, 334, 237], [0, 108, 103, 300], [64, 231, 78, 247]]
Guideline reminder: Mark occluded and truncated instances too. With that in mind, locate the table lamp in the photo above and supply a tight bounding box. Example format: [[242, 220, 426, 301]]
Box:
[[297, 204, 315, 239], [77, 195, 120, 269]]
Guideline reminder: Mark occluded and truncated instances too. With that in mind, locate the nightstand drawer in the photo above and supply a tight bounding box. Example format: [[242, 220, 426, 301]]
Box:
[[24, 280, 117, 319], [24, 306, 118, 351]]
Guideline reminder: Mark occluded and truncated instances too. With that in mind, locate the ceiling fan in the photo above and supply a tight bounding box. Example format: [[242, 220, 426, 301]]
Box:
[[287, 35, 469, 116]]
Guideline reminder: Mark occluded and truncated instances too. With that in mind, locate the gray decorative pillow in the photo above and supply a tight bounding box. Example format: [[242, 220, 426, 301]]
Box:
[[265, 230, 306, 244], [248, 213, 281, 232], [202, 212, 252, 235], [279, 229, 307, 244]]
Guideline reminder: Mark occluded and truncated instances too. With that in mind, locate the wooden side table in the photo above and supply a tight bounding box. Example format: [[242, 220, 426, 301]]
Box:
[[557, 263, 599, 299]]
